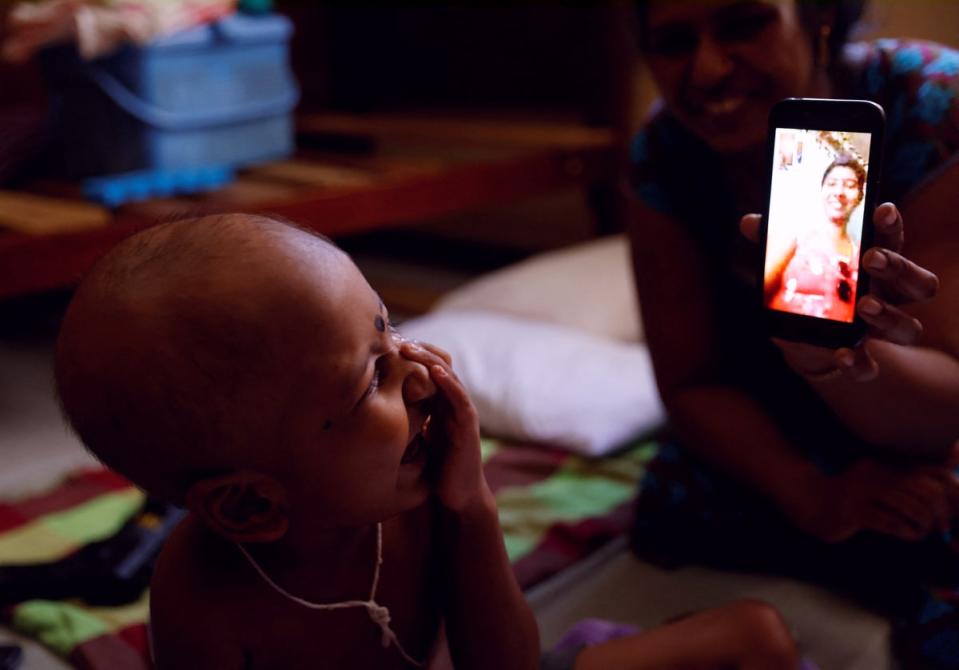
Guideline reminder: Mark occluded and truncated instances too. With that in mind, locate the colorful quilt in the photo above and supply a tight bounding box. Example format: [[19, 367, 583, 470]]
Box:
[[0, 438, 656, 669]]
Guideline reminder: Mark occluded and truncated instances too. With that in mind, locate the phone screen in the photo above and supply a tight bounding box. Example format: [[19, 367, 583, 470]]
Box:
[[764, 128, 872, 323]]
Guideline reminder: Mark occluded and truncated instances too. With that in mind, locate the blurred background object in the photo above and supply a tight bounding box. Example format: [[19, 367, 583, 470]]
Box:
[[4, 0, 296, 206], [1, 0, 238, 62], [4, 1, 956, 306]]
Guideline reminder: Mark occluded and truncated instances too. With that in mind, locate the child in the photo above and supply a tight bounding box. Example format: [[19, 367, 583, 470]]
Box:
[[54, 214, 803, 669]]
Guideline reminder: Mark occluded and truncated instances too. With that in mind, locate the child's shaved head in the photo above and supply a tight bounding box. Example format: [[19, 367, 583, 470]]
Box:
[[55, 214, 342, 501]]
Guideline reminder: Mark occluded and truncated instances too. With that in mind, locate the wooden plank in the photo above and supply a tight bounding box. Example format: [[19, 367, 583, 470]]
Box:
[[256, 145, 613, 236], [114, 178, 306, 223], [246, 160, 380, 188], [297, 113, 615, 149], [0, 223, 148, 299], [0, 191, 109, 235], [0, 144, 614, 300]]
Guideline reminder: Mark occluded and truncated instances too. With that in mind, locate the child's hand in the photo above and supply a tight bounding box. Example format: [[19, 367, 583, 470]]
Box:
[[400, 341, 492, 514]]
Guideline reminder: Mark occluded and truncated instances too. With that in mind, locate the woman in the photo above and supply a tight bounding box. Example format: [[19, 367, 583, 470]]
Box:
[[627, 0, 959, 666], [766, 155, 866, 322]]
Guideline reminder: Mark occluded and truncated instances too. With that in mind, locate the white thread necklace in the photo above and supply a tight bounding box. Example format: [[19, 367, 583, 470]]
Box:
[[236, 522, 425, 667]]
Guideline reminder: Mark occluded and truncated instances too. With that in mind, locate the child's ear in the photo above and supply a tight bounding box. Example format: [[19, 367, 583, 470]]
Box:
[[185, 471, 289, 543]]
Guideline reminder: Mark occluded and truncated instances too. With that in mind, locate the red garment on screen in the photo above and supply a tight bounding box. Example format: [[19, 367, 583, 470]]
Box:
[[769, 241, 858, 322]]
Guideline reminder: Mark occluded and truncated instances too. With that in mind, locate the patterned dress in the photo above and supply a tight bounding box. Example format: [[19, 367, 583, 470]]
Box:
[[769, 235, 859, 322], [630, 39, 959, 668]]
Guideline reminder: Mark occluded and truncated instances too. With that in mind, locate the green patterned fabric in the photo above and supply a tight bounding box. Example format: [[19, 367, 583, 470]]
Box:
[[1, 438, 657, 666]]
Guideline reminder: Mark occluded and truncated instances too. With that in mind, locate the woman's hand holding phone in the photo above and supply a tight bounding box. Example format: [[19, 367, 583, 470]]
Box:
[[742, 202, 939, 381]]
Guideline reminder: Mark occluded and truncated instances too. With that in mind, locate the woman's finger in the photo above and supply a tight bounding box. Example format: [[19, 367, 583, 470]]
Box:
[[923, 478, 951, 535], [857, 296, 924, 345], [739, 213, 762, 244], [936, 460, 959, 521], [868, 501, 927, 541], [898, 474, 950, 535], [916, 447, 959, 525], [872, 202, 904, 253], [862, 248, 939, 304], [880, 487, 935, 535]]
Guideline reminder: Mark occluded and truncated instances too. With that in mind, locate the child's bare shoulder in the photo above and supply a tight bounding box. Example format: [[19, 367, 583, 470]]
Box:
[[150, 517, 255, 668]]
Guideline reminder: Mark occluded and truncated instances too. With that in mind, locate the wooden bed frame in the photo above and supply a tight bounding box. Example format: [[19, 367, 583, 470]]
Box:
[[0, 114, 618, 301]]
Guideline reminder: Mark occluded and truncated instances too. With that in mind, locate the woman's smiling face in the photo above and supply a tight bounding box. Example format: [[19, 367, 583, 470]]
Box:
[[821, 165, 864, 225], [642, 0, 817, 154]]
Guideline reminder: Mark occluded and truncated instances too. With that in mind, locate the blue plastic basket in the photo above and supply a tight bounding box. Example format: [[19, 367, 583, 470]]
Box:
[[43, 13, 299, 179]]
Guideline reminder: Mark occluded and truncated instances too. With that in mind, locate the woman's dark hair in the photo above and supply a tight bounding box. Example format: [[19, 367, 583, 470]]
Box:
[[634, 0, 868, 67], [821, 154, 866, 197], [798, 0, 868, 66]]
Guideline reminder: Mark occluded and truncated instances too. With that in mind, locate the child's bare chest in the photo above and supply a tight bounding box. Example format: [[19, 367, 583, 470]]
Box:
[[239, 601, 435, 669], [226, 514, 441, 668]]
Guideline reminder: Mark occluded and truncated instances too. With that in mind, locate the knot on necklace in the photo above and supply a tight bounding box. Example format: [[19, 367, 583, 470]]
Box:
[[367, 603, 393, 647]]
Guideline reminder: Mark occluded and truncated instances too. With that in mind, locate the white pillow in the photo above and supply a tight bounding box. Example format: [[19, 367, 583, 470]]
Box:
[[400, 310, 664, 456], [434, 235, 642, 343]]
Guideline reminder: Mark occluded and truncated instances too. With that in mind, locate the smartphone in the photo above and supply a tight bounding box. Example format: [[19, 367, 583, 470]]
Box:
[[759, 98, 885, 348]]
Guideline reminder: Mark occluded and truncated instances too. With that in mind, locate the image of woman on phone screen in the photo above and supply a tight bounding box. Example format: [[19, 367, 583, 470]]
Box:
[[627, 1, 959, 667], [765, 153, 866, 322]]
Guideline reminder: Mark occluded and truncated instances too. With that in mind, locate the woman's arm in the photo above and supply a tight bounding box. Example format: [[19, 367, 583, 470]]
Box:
[[630, 197, 955, 541], [763, 235, 797, 302], [628, 199, 824, 529], [804, 342, 959, 454], [769, 164, 959, 455]]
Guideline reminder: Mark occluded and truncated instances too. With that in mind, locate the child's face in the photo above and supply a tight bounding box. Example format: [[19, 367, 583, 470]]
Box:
[[274, 250, 437, 528]]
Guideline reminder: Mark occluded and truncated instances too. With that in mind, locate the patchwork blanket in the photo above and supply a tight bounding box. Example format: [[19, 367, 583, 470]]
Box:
[[0, 438, 656, 668]]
